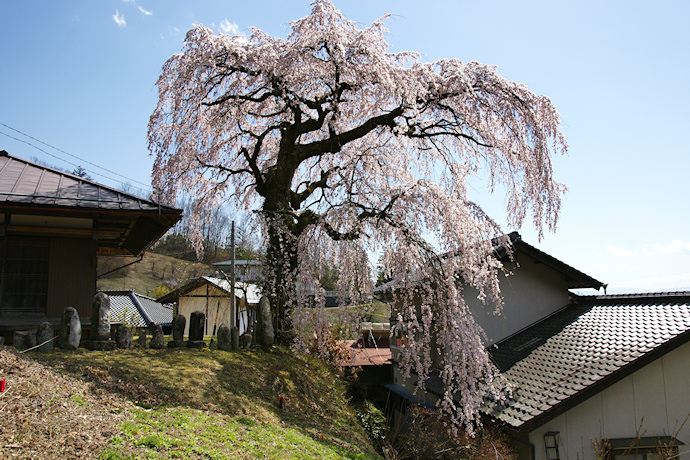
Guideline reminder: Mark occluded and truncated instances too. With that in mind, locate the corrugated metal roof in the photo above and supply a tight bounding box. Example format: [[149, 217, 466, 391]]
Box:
[[485, 292, 690, 429], [101, 290, 173, 328], [203, 277, 261, 304], [0, 151, 173, 212], [0, 151, 182, 255]]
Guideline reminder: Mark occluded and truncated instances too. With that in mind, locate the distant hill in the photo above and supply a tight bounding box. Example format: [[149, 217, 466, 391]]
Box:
[[97, 252, 216, 298]]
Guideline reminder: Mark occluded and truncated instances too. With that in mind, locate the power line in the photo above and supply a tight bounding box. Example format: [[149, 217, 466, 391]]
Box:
[[0, 130, 147, 193], [0, 122, 152, 189]]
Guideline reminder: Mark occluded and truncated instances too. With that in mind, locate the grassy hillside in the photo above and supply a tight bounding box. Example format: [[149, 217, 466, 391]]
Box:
[[97, 252, 215, 298], [4, 346, 381, 459]]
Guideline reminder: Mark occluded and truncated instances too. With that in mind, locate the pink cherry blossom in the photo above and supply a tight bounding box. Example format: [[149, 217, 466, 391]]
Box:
[[148, 0, 566, 431]]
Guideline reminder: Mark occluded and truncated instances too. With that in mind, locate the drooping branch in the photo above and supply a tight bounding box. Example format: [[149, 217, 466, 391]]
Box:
[[148, 0, 568, 433]]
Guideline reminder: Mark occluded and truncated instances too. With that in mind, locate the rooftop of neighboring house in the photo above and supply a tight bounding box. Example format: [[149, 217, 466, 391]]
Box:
[[374, 232, 605, 294], [212, 259, 263, 267], [102, 290, 173, 328], [484, 291, 690, 430]]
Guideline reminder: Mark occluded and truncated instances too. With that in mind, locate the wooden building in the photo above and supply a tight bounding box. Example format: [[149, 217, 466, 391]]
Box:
[[0, 151, 181, 340], [158, 276, 260, 337]]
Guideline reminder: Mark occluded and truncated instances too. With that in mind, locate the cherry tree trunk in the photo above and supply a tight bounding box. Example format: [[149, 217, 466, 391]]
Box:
[[262, 189, 300, 340]]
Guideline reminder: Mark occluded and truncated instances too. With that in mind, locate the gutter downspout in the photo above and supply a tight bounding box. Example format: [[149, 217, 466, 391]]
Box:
[[96, 255, 144, 279]]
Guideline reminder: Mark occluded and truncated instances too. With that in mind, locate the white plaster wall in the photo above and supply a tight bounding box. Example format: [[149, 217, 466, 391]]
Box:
[[467, 254, 572, 345], [390, 252, 574, 397], [529, 341, 690, 460]]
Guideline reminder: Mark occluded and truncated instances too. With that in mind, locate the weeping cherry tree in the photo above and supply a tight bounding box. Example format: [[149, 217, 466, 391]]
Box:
[[148, 0, 566, 432]]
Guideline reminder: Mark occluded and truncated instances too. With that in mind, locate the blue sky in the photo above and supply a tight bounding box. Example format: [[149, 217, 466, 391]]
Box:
[[1, 1, 689, 293]]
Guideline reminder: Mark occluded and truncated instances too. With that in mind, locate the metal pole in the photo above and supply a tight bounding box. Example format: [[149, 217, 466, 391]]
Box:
[[231, 221, 236, 328]]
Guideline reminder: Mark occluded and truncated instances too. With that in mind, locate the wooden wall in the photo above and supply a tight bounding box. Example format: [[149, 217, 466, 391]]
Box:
[[47, 237, 97, 319]]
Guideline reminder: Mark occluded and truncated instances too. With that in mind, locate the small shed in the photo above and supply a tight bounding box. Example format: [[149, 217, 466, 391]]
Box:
[[158, 276, 260, 337], [101, 290, 173, 333]]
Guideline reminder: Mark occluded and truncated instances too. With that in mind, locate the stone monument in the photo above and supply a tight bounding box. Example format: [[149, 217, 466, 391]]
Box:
[[36, 321, 54, 352], [187, 310, 207, 348], [149, 324, 166, 349], [167, 314, 187, 348], [58, 307, 82, 350], [86, 293, 116, 351]]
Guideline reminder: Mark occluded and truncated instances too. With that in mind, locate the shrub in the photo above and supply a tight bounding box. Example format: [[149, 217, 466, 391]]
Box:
[[395, 406, 516, 460]]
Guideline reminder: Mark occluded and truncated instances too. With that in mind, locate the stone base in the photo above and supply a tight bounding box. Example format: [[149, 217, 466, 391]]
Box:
[[86, 340, 118, 351], [167, 340, 187, 348], [187, 340, 207, 349]]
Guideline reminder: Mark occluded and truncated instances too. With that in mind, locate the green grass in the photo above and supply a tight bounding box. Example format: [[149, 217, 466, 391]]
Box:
[[35, 347, 381, 459], [325, 300, 391, 326]]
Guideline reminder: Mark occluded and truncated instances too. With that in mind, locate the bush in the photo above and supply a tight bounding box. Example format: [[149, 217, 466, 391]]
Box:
[[394, 406, 516, 460], [356, 400, 388, 442]]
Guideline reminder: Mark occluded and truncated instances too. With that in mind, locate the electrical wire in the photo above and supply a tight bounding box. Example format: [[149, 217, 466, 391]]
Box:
[[0, 122, 152, 190]]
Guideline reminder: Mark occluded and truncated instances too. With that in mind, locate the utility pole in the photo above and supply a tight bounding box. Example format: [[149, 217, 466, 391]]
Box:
[[231, 221, 236, 328]]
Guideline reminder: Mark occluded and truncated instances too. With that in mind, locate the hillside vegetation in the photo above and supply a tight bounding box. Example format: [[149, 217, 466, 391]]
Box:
[[97, 252, 216, 298], [3, 346, 380, 459]]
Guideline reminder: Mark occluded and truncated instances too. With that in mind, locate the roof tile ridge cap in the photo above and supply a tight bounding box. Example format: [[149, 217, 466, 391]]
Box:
[[130, 291, 154, 326], [585, 291, 690, 300], [133, 291, 160, 301], [99, 289, 135, 295]]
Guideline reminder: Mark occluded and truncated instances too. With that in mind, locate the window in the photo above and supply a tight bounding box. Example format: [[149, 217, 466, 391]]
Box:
[[605, 437, 684, 460], [0, 237, 50, 315], [544, 431, 560, 460]]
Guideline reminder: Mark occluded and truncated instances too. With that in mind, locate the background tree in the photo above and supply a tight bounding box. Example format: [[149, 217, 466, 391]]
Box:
[[71, 165, 93, 180], [148, 0, 566, 431]]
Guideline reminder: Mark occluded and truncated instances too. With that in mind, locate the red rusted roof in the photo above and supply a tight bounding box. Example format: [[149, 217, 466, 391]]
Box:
[[337, 340, 392, 367]]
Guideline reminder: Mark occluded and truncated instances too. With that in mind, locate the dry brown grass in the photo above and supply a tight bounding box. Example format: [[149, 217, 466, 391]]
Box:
[[2, 345, 379, 459], [0, 347, 133, 459]]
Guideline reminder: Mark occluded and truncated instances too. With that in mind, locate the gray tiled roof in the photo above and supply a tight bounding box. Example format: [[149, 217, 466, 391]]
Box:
[[486, 292, 690, 429], [102, 290, 173, 328]]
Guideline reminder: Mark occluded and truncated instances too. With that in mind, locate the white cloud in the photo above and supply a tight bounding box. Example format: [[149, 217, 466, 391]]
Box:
[[113, 10, 126, 27], [123, 0, 135, 3], [220, 18, 240, 35], [605, 246, 634, 258], [655, 240, 690, 255], [617, 264, 635, 270], [138, 5, 153, 16]]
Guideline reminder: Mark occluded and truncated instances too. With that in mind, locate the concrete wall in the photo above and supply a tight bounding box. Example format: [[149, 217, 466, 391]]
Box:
[[529, 341, 690, 460], [177, 283, 248, 337]]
